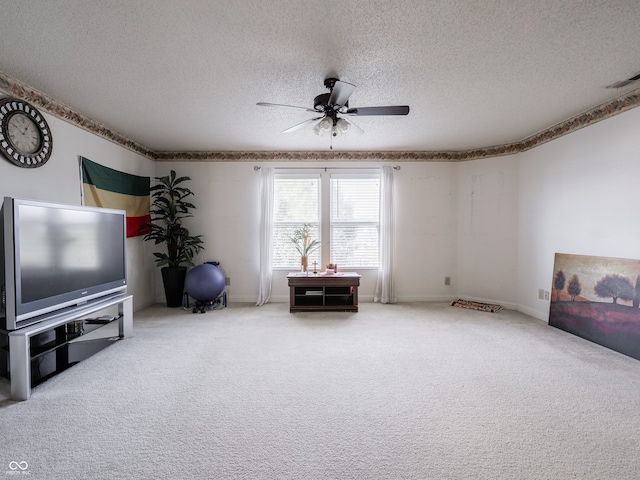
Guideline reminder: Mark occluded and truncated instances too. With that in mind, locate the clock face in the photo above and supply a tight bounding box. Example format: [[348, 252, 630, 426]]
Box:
[[0, 97, 52, 168], [7, 113, 41, 154]]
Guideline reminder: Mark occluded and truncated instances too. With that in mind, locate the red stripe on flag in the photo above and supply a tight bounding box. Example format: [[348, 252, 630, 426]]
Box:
[[127, 214, 151, 238]]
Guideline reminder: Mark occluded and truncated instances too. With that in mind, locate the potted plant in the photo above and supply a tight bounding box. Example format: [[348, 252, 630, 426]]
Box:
[[143, 170, 204, 307], [289, 224, 322, 272]]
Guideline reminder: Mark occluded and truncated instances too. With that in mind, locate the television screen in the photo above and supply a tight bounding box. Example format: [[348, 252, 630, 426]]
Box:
[[16, 203, 126, 307], [1, 198, 127, 330]]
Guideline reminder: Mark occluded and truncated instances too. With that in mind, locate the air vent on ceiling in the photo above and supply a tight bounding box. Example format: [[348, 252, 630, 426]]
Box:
[[606, 72, 640, 89]]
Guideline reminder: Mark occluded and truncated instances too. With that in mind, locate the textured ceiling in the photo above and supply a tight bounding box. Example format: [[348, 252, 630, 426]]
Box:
[[0, 0, 639, 154]]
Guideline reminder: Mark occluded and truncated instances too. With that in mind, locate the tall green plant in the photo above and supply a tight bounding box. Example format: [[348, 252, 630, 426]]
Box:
[[143, 170, 204, 268]]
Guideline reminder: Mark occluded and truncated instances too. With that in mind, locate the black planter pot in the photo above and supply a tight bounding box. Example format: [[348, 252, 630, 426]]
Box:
[[161, 267, 187, 307]]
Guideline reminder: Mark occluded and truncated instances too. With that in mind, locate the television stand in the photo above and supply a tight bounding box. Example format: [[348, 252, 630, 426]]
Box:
[[6, 293, 133, 401]]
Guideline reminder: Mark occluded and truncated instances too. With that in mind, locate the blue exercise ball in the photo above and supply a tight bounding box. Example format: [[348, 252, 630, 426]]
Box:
[[185, 263, 225, 302]]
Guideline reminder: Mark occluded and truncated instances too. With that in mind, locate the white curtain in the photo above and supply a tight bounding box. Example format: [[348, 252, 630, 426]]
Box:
[[256, 167, 274, 306], [374, 166, 396, 304]]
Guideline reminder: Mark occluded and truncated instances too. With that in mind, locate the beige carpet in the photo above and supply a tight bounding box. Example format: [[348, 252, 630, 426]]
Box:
[[1, 302, 639, 479]]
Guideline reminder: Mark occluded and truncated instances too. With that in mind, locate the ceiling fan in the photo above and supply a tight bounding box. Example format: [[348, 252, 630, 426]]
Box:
[[257, 78, 409, 145]]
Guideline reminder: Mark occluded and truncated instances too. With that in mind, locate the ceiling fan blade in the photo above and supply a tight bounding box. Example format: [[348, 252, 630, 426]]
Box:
[[345, 105, 410, 116], [282, 116, 324, 134], [328, 80, 356, 107], [257, 102, 317, 112], [606, 72, 640, 89]]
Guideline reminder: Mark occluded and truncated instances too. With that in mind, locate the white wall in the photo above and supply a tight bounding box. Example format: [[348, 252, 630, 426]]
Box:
[[5, 96, 638, 315], [150, 161, 261, 304], [456, 155, 520, 308], [517, 107, 640, 320], [0, 103, 157, 311], [394, 162, 459, 301], [159, 106, 640, 312], [153, 161, 461, 304]]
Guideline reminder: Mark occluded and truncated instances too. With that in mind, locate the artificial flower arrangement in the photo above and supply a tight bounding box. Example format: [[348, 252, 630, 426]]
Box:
[[289, 223, 322, 258]]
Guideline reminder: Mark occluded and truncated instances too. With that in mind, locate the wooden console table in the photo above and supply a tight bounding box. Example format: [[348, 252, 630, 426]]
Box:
[[287, 272, 360, 312]]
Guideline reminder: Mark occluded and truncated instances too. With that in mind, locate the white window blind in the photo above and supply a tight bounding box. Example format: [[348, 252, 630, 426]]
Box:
[[272, 175, 321, 269], [330, 174, 380, 268]]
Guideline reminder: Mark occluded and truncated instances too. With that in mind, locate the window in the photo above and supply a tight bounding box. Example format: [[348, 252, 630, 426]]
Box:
[[272, 171, 380, 270], [272, 175, 320, 269], [330, 175, 380, 268]]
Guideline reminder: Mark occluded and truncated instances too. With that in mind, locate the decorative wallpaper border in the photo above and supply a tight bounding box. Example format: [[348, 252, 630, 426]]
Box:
[[0, 71, 155, 159], [1, 70, 638, 163]]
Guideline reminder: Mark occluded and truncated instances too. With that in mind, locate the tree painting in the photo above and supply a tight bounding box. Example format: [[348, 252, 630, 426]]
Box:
[[550, 253, 640, 362], [593, 274, 634, 304], [567, 274, 582, 301], [554, 270, 566, 301]]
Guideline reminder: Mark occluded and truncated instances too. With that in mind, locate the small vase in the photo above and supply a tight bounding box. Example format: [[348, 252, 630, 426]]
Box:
[[301, 256, 308, 272]]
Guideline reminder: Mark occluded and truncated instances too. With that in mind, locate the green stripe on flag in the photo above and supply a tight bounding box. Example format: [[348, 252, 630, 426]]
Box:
[[80, 157, 150, 238], [81, 157, 149, 197]]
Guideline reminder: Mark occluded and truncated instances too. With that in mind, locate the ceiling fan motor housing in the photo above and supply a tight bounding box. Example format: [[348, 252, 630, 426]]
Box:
[[314, 93, 331, 112], [324, 77, 339, 89]]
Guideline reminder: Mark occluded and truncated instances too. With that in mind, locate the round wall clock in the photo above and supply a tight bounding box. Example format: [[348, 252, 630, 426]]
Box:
[[0, 97, 52, 168]]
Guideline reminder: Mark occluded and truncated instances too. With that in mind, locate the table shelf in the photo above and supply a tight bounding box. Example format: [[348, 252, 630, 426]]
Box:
[[287, 273, 360, 312]]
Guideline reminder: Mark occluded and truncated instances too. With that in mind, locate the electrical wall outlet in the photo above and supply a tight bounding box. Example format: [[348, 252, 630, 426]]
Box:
[[538, 288, 544, 300], [544, 290, 549, 300], [444, 276, 451, 286], [225, 277, 231, 286]]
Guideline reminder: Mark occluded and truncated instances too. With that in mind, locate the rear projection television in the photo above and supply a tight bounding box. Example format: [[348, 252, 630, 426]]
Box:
[[1, 197, 127, 330]]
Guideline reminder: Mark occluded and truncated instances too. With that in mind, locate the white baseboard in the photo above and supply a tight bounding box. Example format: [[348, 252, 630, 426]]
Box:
[[393, 295, 454, 303], [517, 305, 549, 322], [204, 292, 551, 322]]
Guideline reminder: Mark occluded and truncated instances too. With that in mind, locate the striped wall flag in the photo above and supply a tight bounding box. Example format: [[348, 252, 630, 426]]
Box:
[[80, 157, 150, 237]]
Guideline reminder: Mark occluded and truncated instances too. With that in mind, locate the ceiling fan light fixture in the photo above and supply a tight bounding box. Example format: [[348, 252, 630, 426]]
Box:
[[334, 118, 350, 136], [314, 116, 333, 136]]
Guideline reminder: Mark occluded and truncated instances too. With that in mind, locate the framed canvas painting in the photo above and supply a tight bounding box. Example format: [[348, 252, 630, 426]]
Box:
[[549, 253, 640, 361]]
